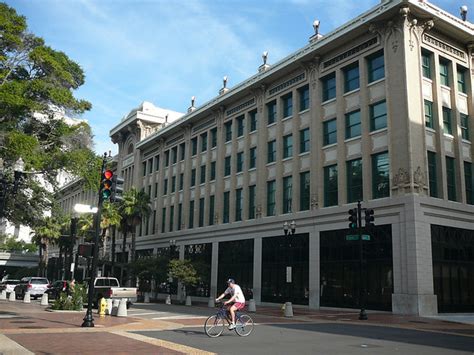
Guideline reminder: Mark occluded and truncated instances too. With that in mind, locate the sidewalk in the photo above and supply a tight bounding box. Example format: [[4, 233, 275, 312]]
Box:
[[1, 299, 474, 354]]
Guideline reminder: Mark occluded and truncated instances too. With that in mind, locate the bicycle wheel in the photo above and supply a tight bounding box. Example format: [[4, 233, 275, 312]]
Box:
[[204, 315, 225, 338], [235, 314, 254, 337]]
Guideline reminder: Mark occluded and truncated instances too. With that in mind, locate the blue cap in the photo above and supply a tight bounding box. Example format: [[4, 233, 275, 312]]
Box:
[[227, 278, 235, 284]]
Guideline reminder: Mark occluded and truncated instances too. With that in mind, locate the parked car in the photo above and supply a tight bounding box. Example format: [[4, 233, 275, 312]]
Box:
[[14, 277, 49, 300], [0, 279, 20, 294], [45, 280, 69, 300], [85, 277, 137, 308]]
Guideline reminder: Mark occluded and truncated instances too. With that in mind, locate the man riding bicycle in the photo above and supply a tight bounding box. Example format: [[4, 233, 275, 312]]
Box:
[[215, 278, 245, 330]]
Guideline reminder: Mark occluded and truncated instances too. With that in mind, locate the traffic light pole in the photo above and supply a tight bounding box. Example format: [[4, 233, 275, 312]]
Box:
[[357, 200, 368, 320], [82, 152, 107, 328]]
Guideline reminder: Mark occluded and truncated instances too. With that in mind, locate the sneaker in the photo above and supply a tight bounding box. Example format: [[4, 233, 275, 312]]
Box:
[[228, 323, 236, 330]]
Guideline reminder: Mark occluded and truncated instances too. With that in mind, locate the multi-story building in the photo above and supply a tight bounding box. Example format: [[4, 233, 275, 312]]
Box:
[[61, 0, 473, 315]]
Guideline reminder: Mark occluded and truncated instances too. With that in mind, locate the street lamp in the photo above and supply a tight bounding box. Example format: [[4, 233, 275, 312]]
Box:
[[0, 158, 26, 220], [283, 221, 296, 315], [168, 239, 176, 296]]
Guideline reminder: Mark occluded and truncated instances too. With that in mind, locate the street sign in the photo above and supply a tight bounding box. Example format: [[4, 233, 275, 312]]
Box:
[[345, 234, 371, 241]]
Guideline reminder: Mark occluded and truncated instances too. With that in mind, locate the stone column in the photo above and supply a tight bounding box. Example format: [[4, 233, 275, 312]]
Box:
[[210, 242, 219, 298], [308, 229, 320, 309], [253, 237, 262, 304]]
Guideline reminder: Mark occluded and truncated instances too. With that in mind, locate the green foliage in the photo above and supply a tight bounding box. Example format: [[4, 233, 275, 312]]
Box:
[[0, 3, 99, 227], [8, 266, 38, 279], [118, 188, 152, 228], [0, 234, 37, 252], [168, 259, 199, 289], [51, 283, 85, 311], [129, 256, 169, 290]]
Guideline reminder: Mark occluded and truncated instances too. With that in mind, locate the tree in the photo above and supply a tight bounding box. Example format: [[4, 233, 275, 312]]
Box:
[[100, 201, 121, 259], [0, 234, 37, 253], [118, 188, 151, 267], [0, 3, 101, 227], [31, 215, 62, 277], [168, 259, 199, 301]]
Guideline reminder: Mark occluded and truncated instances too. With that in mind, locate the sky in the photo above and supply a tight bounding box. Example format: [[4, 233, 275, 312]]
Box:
[[5, 0, 466, 155]]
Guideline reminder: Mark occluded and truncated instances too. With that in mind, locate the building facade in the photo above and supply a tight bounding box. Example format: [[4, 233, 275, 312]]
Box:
[[61, 0, 473, 315]]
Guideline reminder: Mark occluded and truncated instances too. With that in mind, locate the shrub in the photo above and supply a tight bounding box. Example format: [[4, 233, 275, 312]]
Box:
[[51, 283, 85, 311]]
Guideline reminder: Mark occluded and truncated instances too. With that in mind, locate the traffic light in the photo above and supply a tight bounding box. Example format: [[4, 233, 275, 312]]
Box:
[[111, 175, 124, 202], [100, 170, 113, 200], [78, 243, 93, 258], [348, 208, 358, 229], [365, 209, 375, 227]]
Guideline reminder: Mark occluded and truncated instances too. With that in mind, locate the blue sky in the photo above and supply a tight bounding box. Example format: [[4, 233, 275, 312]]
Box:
[[6, 0, 463, 154]]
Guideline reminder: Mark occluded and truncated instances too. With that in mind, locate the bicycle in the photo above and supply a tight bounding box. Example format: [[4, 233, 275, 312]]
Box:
[[204, 302, 254, 337]]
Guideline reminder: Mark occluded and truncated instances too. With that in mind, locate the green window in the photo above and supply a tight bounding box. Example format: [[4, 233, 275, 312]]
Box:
[[191, 169, 196, 187], [344, 62, 359, 92], [201, 132, 207, 152], [457, 67, 467, 93], [461, 114, 470, 140], [372, 152, 390, 199], [178, 203, 182, 230], [282, 93, 293, 117], [249, 147, 257, 169], [322, 72, 336, 101], [439, 59, 449, 86], [172, 147, 177, 164], [223, 192, 230, 223], [210, 161, 216, 180], [161, 207, 166, 233], [323, 119, 337, 146], [345, 110, 361, 139], [300, 128, 310, 153], [224, 156, 231, 176], [179, 173, 184, 190], [237, 115, 244, 137], [324, 164, 338, 207], [163, 178, 168, 195], [283, 134, 293, 159], [446, 157, 456, 201], [367, 50, 385, 83], [248, 185, 256, 219], [283, 176, 292, 214], [370, 100, 387, 131], [267, 180, 276, 216], [171, 176, 176, 193], [200, 164, 206, 184], [421, 50, 432, 79], [152, 210, 156, 234], [235, 188, 243, 221], [165, 150, 170, 167], [169, 205, 174, 232], [347, 159, 363, 203], [298, 85, 309, 111], [155, 155, 160, 171], [424, 100, 433, 129], [427, 151, 437, 198], [179, 143, 185, 160], [199, 198, 205, 227], [189, 200, 194, 228], [191, 138, 197, 156], [142, 162, 147, 177], [267, 100, 277, 125], [209, 196, 215, 225], [211, 128, 217, 148], [464, 162, 473, 205], [148, 158, 153, 174], [154, 182, 158, 198], [225, 121, 232, 142], [237, 152, 244, 172], [267, 140, 276, 163], [299, 171, 310, 211], [249, 110, 258, 132], [442, 107, 452, 135]]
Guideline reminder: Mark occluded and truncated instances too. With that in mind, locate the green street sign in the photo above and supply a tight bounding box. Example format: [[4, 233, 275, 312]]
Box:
[[345, 234, 371, 241]]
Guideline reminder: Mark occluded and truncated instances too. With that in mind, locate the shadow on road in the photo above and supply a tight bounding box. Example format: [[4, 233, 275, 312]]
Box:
[[267, 322, 474, 352]]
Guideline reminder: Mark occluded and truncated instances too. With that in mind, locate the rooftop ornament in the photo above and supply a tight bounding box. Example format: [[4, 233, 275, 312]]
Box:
[[258, 51, 271, 73], [309, 19, 323, 43], [460, 5, 468, 21]]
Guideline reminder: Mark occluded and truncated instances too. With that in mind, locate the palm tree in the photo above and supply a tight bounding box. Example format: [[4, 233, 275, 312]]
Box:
[[118, 188, 151, 283], [31, 216, 62, 278], [100, 201, 121, 268]]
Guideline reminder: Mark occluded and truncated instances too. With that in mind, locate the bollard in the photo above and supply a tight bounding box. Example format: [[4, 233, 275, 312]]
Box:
[[40, 293, 48, 306], [106, 298, 113, 315], [0, 290, 6, 300], [111, 299, 120, 316], [117, 298, 127, 317], [248, 299, 256, 312], [284, 302, 293, 317], [23, 292, 31, 304], [165, 294, 171, 305], [144, 292, 150, 303], [9, 291, 15, 302], [185, 295, 192, 306], [99, 297, 107, 317], [207, 297, 215, 308]]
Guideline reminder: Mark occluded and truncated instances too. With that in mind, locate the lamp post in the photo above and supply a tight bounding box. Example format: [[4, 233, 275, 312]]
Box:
[[0, 158, 25, 221], [283, 221, 296, 305], [168, 239, 176, 296]]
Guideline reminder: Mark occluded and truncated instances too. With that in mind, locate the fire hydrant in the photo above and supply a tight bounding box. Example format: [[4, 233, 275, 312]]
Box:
[[99, 297, 107, 317]]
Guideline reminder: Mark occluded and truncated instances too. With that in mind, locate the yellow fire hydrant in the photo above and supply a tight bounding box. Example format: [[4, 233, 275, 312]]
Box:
[[99, 297, 107, 317]]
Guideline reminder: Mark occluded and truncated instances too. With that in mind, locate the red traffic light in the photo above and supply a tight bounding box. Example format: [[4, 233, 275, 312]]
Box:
[[103, 170, 113, 179]]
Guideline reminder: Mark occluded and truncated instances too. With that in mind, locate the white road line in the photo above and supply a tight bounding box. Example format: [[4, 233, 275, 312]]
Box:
[[127, 312, 163, 316]]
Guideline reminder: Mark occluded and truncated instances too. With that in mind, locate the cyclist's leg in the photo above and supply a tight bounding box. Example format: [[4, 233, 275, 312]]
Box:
[[229, 304, 237, 325]]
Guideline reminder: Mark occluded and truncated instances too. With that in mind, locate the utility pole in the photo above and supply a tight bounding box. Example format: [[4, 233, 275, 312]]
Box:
[[357, 200, 368, 320]]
